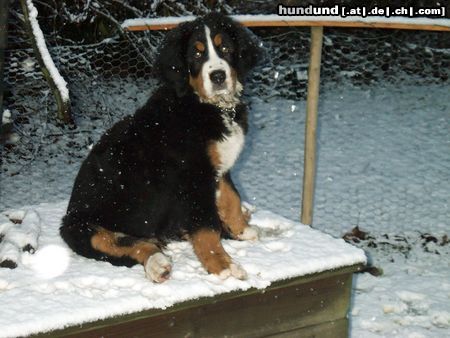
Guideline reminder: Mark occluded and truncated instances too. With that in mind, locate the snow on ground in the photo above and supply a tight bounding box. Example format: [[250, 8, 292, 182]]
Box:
[[0, 202, 365, 337], [1, 82, 449, 337]]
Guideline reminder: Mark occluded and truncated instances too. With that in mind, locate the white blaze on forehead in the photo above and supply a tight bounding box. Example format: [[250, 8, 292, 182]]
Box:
[[202, 25, 233, 98], [204, 25, 226, 71]]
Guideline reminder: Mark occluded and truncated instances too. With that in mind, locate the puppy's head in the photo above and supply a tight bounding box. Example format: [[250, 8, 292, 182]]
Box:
[[155, 13, 262, 108]]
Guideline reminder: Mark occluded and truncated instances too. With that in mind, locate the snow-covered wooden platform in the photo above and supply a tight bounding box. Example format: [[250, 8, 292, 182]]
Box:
[[0, 202, 366, 337], [43, 265, 361, 337]]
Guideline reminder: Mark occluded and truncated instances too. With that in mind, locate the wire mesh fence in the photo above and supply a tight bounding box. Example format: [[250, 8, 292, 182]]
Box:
[[1, 0, 449, 209], [5, 21, 449, 112]]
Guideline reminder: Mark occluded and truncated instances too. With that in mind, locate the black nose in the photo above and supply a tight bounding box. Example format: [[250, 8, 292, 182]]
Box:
[[209, 70, 226, 85]]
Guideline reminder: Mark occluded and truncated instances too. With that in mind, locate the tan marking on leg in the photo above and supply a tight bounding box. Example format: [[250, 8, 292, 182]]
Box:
[[189, 74, 208, 100], [213, 34, 222, 47], [216, 179, 249, 238], [130, 241, 161, 265], [90, 227, 160, 265], [194, 41, 205, 52], [190, 229, 231, 275]]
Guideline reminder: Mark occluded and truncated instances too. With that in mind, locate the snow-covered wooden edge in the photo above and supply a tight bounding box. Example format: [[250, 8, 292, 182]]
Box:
[[0, 201, 367, 337], [122, 14, 450, 31], [39, 263, 364, 337]]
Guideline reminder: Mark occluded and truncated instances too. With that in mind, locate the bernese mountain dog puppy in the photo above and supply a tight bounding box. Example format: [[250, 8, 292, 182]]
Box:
[[60, 13, 262, 282]]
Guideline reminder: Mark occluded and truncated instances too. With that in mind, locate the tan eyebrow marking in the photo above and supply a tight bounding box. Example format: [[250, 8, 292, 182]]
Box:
[[213, 34, 222, 47], [194, 41, 205, 52]]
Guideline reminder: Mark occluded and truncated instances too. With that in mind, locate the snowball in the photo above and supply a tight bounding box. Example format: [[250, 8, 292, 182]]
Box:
[[26, 245, 71, 279]]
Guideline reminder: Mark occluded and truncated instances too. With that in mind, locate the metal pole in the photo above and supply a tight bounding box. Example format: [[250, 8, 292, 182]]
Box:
[[301, 26, 323, 226]]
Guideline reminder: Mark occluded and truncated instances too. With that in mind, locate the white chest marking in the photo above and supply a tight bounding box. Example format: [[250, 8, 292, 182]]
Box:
[[216, 121, 245, 176]]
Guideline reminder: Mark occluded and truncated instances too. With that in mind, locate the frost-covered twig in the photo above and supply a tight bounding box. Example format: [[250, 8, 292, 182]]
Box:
[[90, 5, 154, 67], [61, 0, 91, 24], [108, 0, 143, 17], [20, 0, 73, 124]]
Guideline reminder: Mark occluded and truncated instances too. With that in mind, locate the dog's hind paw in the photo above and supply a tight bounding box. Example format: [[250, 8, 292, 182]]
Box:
[[145, 252, 172, 283]]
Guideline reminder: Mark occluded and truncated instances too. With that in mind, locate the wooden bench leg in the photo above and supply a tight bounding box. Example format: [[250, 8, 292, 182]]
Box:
[[301, 26, 323, 225]]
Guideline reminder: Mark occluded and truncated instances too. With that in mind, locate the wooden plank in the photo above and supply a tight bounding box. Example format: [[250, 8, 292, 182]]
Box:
[[36, 264, 363, 338], [126, 23, 179, 31], [235, 19, 450, 31], [301, 26, 323, 226], [53, 273, 353, 338], [125, 21, 450, 32], [123, 17, 450, 32], [267, 317, 348, 338]]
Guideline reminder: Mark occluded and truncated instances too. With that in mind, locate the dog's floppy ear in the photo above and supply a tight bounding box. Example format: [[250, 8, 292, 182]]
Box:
[[233, 23, 263, 79], [155, 21, 194, 97]]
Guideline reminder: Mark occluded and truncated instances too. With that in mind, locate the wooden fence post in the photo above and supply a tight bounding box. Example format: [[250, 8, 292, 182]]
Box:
[[301, 26, 323, 225]]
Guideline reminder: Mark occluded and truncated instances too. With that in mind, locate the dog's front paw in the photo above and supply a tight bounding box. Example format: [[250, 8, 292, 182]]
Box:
[[145, 252, 172, 283], [237, 226, 259, 241], [230, 262, 247, 279], [218, 262, 247, 280]]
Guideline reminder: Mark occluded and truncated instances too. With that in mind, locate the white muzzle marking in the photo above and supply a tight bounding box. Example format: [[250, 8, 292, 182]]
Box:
[[202, 26, 237, 103]]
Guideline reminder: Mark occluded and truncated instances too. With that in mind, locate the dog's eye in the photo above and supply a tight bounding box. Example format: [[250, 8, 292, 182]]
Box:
[[194, 51, 203, 58], [221, 46, 229, 53]]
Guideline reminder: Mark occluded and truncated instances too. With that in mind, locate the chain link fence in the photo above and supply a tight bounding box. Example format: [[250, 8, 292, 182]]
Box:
[[0, 0, 449, 209]]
